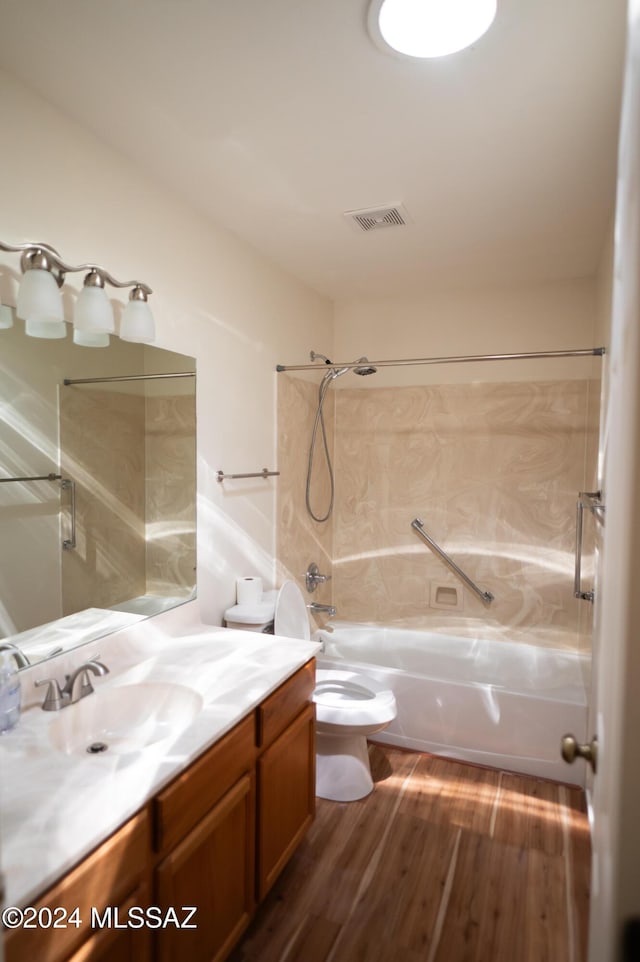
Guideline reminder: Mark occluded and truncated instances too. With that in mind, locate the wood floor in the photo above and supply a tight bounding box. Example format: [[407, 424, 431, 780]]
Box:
[[230, 745, 591, 962]]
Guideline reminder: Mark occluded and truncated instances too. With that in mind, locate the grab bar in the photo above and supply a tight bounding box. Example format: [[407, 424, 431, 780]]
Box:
[[61, 478, 76, 550], [411, 518, 494, 605], [574, 490, 605, 602]]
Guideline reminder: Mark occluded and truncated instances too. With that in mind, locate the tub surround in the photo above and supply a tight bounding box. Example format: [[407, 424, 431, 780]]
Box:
[[278, 374, 598, 653], [0, 601, 320, 908]]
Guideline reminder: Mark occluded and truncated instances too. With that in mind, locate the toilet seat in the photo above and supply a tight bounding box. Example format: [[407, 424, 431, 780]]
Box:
[[274, 580, 311, 640], [314, 669, 397, 728]]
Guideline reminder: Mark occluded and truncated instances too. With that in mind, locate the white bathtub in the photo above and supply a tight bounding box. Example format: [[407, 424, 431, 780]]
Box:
[[315, 622, 589, 786]]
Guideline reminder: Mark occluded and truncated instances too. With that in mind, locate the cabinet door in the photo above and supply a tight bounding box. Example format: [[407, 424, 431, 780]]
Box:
[[257, 702, 315, 900], [64, 885, 151, 962], [155, 773, 255, 962]]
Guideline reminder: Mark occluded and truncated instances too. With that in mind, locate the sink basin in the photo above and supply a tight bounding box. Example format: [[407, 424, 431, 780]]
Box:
[[48, 682, 203, 756]]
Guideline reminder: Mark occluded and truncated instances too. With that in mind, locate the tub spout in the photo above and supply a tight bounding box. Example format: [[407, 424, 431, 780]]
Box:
[[308, 602, 337, 617]]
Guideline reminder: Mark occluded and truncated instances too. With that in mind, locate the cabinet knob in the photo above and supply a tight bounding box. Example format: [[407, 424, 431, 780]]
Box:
[[561, 733, 598, 774]]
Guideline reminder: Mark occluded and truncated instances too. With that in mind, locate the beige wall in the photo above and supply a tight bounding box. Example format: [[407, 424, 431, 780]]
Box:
[[333, 278, 598, 386], [332, 378, 597, 648], [145, 392, 196, 597], [278, 372, 598, 650], [276, 375, 334, 628], [0, 69, 333, 626], [60, 388, 146, 613]]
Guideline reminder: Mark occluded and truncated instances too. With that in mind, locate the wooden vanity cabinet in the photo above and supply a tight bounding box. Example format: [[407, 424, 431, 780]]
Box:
[[64, 884, 151, 962], [256, 661, 316, 900], [153, 715, 256, 962], [4, 809, 151, 962], [4, 659, 316, 962]]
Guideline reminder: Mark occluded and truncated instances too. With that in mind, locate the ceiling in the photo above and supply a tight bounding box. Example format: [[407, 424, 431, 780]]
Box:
[[0, 0, 627, 300]]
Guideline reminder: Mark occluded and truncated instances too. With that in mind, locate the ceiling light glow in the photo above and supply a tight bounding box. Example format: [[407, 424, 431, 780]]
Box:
[[371, 0, 497, 59]]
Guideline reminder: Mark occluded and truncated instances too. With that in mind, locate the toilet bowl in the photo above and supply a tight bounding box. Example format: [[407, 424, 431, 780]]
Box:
[[273, 581, 397, 802]]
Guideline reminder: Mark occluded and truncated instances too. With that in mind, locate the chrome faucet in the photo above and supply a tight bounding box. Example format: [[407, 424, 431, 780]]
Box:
[[308, 602, 337, 617], [0, 642, 30, 669], [64, 660, 110, 703], [35, 658, 109, 711]]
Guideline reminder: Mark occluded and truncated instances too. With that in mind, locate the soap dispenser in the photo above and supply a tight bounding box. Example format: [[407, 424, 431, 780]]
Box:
[[0, 651, 21, 733]]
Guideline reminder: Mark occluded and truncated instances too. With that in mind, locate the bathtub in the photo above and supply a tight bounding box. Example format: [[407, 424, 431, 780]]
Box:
[[315, 622, 589, 786]]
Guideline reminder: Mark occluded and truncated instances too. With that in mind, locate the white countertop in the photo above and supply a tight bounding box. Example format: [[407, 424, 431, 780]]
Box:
[[0, 602, 320, 908]]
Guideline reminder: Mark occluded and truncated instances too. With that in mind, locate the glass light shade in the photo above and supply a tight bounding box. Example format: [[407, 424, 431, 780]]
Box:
[[0, 305, 13, 329], [25, 318, 67, 339], [74, 284, 115, 334], [16, 267, 65, 325], [119, 299, 156, 343], [73, 328, 110, 348], [374, 0, 497, 58]]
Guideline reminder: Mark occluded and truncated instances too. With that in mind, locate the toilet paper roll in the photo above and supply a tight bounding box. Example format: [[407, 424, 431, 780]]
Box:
[[236, 577, 263, 605]]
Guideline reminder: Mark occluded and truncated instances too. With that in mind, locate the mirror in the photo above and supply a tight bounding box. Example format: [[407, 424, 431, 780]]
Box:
[[0, 307, 196, 668]]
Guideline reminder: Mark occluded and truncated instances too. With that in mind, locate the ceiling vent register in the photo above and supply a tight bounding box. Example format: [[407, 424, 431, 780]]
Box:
[[344, 204, 410, 232]]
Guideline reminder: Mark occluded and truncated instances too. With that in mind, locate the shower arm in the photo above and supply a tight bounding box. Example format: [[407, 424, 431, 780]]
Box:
[[411, 518, 494, 605]]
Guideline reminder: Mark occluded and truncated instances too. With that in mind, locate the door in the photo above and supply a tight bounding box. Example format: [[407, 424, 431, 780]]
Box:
[[587, 4, 640, 960]]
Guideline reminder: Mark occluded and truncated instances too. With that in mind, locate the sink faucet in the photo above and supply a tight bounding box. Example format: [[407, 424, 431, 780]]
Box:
[[308, 602, 337, 617], [0, 642, 30, 669], [35, 658, 109, 711], [64, 659, 110, 703]]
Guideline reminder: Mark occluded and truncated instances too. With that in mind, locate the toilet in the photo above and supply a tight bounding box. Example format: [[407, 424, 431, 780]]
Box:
[[274, 581, 397, 802]]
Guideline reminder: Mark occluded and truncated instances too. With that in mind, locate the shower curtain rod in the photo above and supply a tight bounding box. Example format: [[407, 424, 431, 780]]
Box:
[[63, 372, 195, 386], [275, 347, 605, 373]]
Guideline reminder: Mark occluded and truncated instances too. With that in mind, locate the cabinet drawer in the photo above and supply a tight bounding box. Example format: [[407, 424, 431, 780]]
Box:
[[5, 809, 150, 962], [154, 714, 256, 854], [257, 659, 315, 749]]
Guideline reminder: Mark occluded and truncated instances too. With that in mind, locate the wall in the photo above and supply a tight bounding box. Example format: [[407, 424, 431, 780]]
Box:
[[60, 387, 146, 613], [0, 69, 333, 626], [144, 392, 196, 599], [276, 278, 601, 650], [276, 374, 334, 626], [332, 378, 596, 648], [333, 278, 598, 385]]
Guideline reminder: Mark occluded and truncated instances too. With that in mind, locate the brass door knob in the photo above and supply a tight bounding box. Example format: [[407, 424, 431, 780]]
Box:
[[561, 734, 598, 774]]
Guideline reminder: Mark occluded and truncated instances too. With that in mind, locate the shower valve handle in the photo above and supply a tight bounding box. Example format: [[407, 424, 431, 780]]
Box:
[[305, 562, 331, 593]]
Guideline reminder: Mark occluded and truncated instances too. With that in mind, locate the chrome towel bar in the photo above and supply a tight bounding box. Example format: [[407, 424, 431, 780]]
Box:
[[217, 468, 280, 482], [411, 517, 494, 605], [0, 474, 77, 550], [0, 473, 62, 483]]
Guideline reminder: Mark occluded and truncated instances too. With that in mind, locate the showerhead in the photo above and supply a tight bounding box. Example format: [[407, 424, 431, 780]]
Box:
[[311, 350, 376, 379], [353, 357, 377, 376]]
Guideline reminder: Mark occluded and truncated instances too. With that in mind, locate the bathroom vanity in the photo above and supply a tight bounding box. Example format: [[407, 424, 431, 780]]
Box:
[[1, 608, 319, 962]]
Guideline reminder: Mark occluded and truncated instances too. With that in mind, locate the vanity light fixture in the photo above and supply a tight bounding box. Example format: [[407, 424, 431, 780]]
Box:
[[0, 240, 155, 346], [0, 304, 15, 329], [369, 0, 497, 59]]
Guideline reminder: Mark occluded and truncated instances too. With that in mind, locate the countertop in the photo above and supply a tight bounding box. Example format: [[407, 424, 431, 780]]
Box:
[[0, 602, 320, 908]]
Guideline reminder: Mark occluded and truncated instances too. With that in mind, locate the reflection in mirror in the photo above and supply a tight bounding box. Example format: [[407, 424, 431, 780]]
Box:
[[0, 307, 196, 668]]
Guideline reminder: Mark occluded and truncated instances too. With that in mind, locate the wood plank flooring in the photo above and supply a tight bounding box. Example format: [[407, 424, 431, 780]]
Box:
[[229, 745, 591, 962]]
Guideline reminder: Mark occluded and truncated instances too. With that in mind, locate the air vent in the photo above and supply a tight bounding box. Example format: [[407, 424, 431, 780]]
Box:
[[344, 203, 410, 233]]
